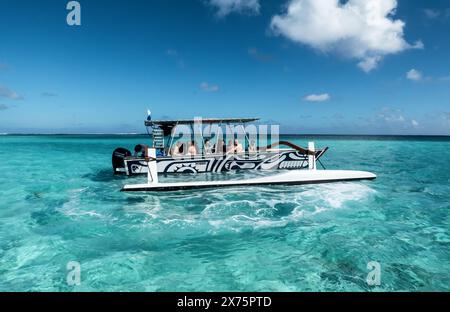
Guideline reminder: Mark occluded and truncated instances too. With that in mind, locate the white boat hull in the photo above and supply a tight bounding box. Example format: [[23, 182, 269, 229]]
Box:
[[121, 170, 376, 192]]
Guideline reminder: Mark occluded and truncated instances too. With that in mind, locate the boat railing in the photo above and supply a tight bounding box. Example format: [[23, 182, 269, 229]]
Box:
[[265, 141, 316, 155]]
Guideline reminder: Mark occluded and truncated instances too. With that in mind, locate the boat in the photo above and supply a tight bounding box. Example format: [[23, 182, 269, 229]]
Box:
[[112, 116, 329, 176], [121, 146, 376, 192]]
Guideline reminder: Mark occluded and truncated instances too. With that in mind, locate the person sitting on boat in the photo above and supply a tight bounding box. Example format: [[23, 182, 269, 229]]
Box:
[[134, 144, 148, 158], [170, 141, 183, 156], [226, 140, 235, 154], [204, 139, 212, 154], [234, 139, 244, 154], [248, 140, 257, 153], [214, 139, 225, 154], [187, 140, 198, 156]]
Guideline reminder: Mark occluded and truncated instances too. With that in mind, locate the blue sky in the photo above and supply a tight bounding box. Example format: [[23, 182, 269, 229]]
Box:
[[0, 0, 449, 134]]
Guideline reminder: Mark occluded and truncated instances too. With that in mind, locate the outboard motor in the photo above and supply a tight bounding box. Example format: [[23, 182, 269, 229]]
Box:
[[112, 147, 131, 174]]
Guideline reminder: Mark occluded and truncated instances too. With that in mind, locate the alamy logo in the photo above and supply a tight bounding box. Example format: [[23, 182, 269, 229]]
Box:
[[67, 1, 81, 26], [66, 261, 81, 286], [366, 261, 381, 286]]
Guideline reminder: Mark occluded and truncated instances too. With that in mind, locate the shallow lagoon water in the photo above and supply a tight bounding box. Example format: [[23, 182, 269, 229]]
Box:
[[0, 135, 449, 291]]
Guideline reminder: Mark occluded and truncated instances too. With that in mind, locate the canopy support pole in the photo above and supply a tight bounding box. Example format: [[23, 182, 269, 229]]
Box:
[[308, 142, 316, 171], [147, 148, 159, 184]]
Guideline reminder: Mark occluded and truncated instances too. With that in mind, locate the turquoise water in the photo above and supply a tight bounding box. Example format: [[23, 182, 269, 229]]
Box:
[[0, 135, 449, 291]]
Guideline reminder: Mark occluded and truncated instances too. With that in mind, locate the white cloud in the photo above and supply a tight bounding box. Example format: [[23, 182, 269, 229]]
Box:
[[0, 103, 9, 110], [441, 113, 450, 126], [270, 0, 422, 72], [208, 0, 260, 17], [423, 9, 441, 19], [200, 82, 220, 92], [350, 107, 426, 133], [358, 56, 381, 73], [377, 107, 410, 124], [0, 85, 23, 100], [405, 69, 450, 82], [303, 93, 330, 102], [406, 69, 422, 81], [423, 8, 450, 20]]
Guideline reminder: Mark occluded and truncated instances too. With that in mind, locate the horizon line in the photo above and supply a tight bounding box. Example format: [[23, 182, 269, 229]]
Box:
[[2, 133, 450, 137]]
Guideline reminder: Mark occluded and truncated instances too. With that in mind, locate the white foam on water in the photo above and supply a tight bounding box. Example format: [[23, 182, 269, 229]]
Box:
[[62, 209, 103, 218], [285, 182, 377, 221], [58, 187, 106, 220], [124, 195, 164, 218], [122, 182, 377, 234], [208, 216, 289, 233], [216, 182, 375, 231], [294, 182, 376, 209]]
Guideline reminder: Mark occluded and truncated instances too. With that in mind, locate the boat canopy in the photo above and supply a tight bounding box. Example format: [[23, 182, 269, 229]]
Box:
[[145, 117, 259, 127], [146, 118, 260, 136]]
